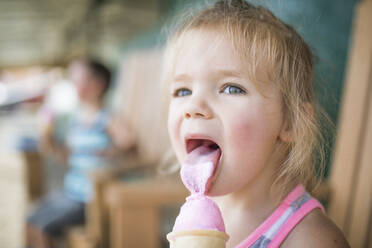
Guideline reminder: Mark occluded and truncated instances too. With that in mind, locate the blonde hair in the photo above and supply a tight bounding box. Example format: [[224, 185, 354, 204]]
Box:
[[162, 0, 330, 199]]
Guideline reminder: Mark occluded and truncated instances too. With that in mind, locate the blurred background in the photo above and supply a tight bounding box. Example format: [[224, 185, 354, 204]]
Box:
[[0, 0, 371, 247]]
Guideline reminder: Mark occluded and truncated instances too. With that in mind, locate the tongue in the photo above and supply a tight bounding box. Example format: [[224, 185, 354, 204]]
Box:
[[181, 146, 221, 194]]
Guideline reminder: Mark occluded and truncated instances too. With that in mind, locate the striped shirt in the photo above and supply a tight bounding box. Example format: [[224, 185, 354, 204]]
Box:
[[64, 110, 111, 202], [236, 185, 324, 248]]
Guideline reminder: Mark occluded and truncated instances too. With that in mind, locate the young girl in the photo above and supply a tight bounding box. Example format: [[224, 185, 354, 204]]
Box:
[[163, 0, 349, 247]]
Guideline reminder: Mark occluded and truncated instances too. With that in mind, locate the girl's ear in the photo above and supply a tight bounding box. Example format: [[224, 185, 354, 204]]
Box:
[[279, 103, 313, 143], [279, 117, 292, 143]]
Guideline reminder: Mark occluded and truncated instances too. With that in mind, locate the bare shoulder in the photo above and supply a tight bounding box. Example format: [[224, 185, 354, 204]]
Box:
[[281, 209, 350, 248]]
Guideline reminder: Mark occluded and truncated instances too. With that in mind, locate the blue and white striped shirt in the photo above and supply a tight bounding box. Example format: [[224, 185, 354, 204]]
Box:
[[64, 110, 111, 202]]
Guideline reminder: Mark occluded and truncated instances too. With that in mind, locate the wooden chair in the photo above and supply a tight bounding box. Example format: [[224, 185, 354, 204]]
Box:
[[68, 160, 149, 248], [68, 226, 97, 248], [105, 175, 187, 248], [23, 150, 44, 202], [328, 0, 372, 247]]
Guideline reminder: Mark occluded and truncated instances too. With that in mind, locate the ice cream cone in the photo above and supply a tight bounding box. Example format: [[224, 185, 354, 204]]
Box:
[[168, 146, 229, 247], [167, 229, 229, 248]]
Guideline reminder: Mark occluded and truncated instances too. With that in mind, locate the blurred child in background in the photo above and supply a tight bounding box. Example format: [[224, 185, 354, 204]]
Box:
[[26, 59, 134, 248]]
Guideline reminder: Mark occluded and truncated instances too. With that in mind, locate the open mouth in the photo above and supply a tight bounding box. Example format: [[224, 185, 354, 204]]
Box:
[[182, 137, 222, 194], [186, 138, 220, 154], [184, 137, 223, 179]]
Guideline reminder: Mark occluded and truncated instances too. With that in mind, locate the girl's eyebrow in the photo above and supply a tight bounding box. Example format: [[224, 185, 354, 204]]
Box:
[[173, 73, 191, 83], [173, 69, 242, 83], [214, 69, 243, 78], [173, 73, 192, 83]]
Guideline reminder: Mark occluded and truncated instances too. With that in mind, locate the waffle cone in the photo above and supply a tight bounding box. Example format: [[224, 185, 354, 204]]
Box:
[[167, 229, 229, 248]]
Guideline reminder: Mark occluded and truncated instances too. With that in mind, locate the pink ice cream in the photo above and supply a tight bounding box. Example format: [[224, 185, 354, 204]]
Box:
[[172, 146, 226, 233]]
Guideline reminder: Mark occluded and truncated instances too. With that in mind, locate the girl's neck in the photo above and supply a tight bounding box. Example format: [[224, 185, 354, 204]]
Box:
[[217, 140, 287, 212], [213, 145, 286, 247], [214, 167, 277, 214], [214, 172, 278, 248]]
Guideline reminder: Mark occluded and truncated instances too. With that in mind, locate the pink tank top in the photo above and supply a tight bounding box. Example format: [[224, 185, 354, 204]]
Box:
[[236, 185, 324, 248]]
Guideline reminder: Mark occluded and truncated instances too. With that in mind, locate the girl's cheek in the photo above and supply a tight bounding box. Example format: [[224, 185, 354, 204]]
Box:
[[168, 103, 184, 134], [232, 122, 252, 148], [167, 114, 182, 153], [227, 113, 258, 150], [167, 120, 177, 145], [168, 108, 179, 133], [229, 112, 252, 134], [167, 106, 176, 132]]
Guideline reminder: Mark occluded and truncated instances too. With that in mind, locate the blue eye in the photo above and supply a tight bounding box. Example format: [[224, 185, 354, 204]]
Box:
[[222, 85, 245, 95], [174, 88, 192, 97]]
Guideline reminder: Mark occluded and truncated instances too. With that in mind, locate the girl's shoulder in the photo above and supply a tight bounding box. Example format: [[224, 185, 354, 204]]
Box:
[[281, 208, 350, 248]]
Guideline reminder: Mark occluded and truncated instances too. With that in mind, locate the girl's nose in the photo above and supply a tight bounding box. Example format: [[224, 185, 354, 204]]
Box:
[[184, 97, 213, 119]]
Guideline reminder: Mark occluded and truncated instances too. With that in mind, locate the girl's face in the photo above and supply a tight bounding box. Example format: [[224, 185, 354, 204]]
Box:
[[167, 30, 289, 196]]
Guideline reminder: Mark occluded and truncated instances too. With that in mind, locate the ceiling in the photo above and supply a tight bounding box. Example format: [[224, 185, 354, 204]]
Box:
[[0, 0, 162, 67]]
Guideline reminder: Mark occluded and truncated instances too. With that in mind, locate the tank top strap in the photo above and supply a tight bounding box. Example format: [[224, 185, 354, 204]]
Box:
[[268, 197, 324, 247], [235, 185, 324, 248]]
